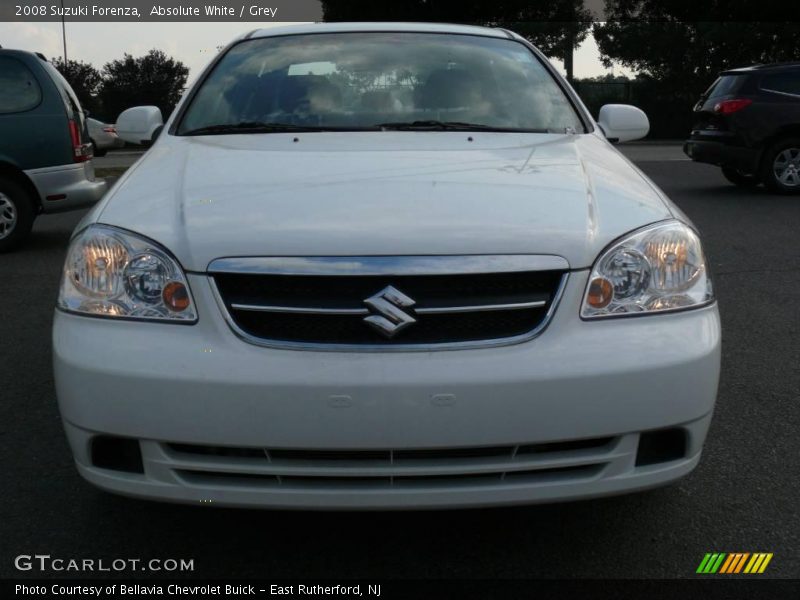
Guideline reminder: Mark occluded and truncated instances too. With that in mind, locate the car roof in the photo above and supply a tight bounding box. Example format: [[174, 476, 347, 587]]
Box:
[[0, 48, 51, 64], [0, 48, 37, 59], [247, 22, 512, 40], [722, 62, 800, 75]]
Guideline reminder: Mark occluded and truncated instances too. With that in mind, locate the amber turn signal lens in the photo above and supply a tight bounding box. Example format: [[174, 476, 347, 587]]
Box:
[[587, 277, 614, 309], [162, 281, 190, 312]]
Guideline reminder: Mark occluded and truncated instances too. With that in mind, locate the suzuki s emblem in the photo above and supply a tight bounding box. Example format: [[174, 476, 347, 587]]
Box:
[[363, 286, 416, 338]]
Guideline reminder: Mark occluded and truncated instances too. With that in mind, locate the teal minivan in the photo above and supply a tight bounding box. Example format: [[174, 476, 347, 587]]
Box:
[[0, 49, 107, 252]]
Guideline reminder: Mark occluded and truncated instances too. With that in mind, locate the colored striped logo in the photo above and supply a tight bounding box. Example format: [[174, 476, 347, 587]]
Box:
[[696, 553, 773, 574]]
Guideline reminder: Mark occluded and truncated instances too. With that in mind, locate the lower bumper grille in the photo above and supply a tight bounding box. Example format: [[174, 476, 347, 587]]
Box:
[[165, 437, 616, 491], [177, 464, 603, 490]]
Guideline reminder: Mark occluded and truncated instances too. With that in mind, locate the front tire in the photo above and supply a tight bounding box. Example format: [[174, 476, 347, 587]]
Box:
[[721, 166, 760, 187], [0, 178, 35, 253], [761, 138, 800, 194]]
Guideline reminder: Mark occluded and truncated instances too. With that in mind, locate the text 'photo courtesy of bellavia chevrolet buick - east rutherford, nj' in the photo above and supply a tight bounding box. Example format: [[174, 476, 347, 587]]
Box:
[[3, 22, 718, 510]]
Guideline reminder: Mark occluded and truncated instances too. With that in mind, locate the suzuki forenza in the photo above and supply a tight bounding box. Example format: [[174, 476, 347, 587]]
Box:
[[54, 23, 720, 509]]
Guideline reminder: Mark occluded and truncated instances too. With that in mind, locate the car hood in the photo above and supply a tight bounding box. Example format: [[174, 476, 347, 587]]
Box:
[[96, 132, 674, 272]]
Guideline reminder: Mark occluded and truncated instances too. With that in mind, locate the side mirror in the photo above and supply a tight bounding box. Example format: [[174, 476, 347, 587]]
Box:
[[597, 104, 649, 143], [116, 106, 164, 146]]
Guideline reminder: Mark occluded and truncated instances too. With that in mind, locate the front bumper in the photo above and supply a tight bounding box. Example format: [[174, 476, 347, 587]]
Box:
[[25, 162, 107, 214], [54, 271, 721, 509], [684, 136, 760, 174]]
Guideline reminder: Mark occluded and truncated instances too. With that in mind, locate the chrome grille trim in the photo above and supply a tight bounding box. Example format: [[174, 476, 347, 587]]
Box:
[[208, 255, 570, 352], [207, 254, 570, 276], [210, 274, 568, 352], [229, 299, 548, 315], [416, 300, 547, 314], [230, 304, 369, 315]]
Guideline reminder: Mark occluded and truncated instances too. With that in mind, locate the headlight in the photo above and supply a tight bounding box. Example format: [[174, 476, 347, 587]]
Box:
[[58, 225, 197, 322], [581, 221, 713, 319]]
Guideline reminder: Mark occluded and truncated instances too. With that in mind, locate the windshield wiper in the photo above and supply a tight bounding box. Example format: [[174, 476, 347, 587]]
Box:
[[182, 120, 549, 135], [375, 120, 548, 133], [181, 122, 332, 136]]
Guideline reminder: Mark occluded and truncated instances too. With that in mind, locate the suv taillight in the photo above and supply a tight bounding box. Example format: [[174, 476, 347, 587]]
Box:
[[713, 98, 752, 114], [69, 120, 93, 162], [102, 126, 116, 133]]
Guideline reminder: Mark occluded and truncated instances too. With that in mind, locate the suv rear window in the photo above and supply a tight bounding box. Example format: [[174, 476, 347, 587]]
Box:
[[40, 60, 88, 138], [704, 74, 746, 99], [0, 56, 42, 113], [42, 61, 84, 117], [760, 72, 800, 96]]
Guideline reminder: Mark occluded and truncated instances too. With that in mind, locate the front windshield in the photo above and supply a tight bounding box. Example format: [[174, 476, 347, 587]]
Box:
[[177, 32, 584, 134]]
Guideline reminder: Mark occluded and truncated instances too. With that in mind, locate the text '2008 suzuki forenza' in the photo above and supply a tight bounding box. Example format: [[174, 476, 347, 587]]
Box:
[[54, 23, 720, 509]]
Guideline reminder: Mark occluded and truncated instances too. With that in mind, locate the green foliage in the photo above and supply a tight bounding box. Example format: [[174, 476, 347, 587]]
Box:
[[577, 73, 632, 83], [51, 57, 103, 115], [573, 77, 699, 139], [49, 50, 189, 123], [320, 0, 594, 59], [99, 49, 189, 123], [595, 3, 800, 93], [592, 2, 800, 138]]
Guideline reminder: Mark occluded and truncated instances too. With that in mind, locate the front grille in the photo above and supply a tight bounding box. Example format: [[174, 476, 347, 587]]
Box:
[[168, 438, 615, 464], [166, 437, 616, 491], [211, 261, 566, 348], [176, 465, 603, 490]]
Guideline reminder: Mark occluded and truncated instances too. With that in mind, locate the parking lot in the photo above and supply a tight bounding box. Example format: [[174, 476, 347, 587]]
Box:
[[1, 146, 798, 579]]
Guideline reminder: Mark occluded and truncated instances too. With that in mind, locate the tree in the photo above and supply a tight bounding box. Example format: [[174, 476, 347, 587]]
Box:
[[99, 49, 188, 123], [594, 2, 800, 92], [320, 0, 593, 80], [593, 2, 800, 137], [577, 73, 632, 83], [51, 57, 103, 115]]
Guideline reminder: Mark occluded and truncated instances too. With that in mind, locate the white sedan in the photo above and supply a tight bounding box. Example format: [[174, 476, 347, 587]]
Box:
[[53, 23, 720, 509], [86, 117, 124, 156]]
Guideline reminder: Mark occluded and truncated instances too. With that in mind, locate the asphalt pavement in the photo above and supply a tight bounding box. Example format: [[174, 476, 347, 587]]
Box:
[[1, 147, 798, 579], [93, 150, 146, 169]]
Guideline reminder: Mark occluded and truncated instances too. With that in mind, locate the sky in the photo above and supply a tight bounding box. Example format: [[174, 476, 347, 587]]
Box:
[[0, 22, 633, 83]]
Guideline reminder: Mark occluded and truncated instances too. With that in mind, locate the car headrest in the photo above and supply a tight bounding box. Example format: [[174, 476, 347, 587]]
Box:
[[278, 76, 342, 113], [416, 69, 484, 109]]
